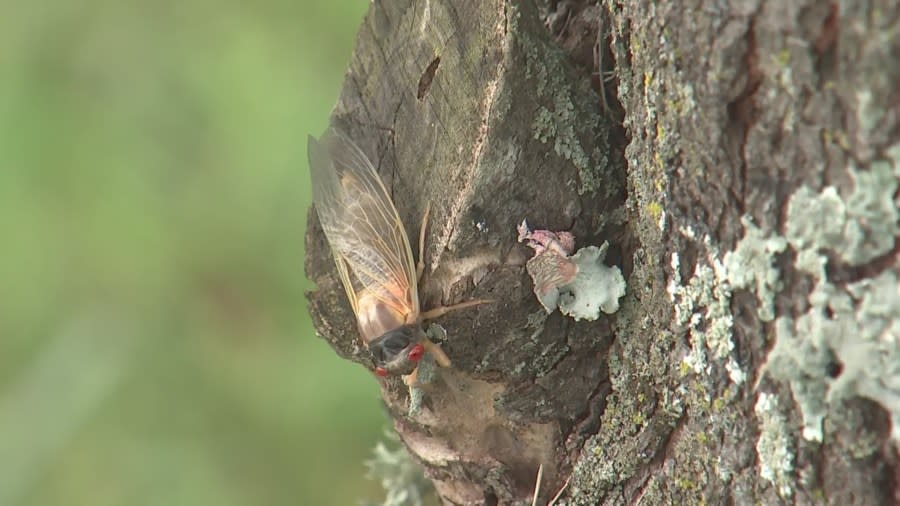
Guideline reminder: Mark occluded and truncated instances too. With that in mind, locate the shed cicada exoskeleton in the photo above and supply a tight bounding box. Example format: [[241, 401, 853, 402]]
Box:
[[308, 129, 485, 380]]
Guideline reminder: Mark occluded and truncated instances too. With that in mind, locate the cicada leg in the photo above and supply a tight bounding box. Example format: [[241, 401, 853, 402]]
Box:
[[414, 201, 492, 318], [414, 201, 491, 378], [419, 298, 493, 321], [421, 339, 451, 367], [417, 201, 431, 283]]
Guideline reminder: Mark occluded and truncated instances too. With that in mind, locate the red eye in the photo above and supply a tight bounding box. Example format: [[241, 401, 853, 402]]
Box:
[[374, 367, 389, 377], [407, 344, 425, 362]]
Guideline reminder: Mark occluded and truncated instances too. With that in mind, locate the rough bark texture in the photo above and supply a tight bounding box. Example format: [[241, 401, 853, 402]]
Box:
[[305, 1, 900, 504]]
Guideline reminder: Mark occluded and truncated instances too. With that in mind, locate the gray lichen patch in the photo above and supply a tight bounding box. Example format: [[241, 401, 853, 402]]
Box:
[[754, 393, 794, 499], [566, 386, 686, 504], [518, 9, 610, 198], [762, 155, 900, 442], [785, 161, 899, 266], [668, 237, 744, 385], [531, 96, 594, 194], [765, 272, 900, 442], [723, 217, 787, 322], [671, 217, 790, 386]]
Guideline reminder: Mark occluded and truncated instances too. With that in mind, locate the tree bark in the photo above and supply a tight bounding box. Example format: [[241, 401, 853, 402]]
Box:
[[305, 1, 900, 504]]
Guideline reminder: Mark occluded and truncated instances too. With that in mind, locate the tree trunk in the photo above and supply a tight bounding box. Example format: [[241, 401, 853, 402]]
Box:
[[305, 1, 900, 504]]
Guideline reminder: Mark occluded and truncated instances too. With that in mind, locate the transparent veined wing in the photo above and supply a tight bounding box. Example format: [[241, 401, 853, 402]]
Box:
[[307, 129, 420, 341]]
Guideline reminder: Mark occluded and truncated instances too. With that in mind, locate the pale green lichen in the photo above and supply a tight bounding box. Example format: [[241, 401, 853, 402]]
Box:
[[763, 155, 900, 442], [785, 162, 898, 265], [783, 186, 845, 254], [668, 238, 744, 384], [363, 435, 433, 506], [520, 19, 608, 197], [856, 89, 882, 135], [531, 94, 594, 193], [723, 217, 788, 322], [671, 214, 801, 386], [767, 272, 900, 442], [532, 106, 557, 144], [754, 393, 794, 498]]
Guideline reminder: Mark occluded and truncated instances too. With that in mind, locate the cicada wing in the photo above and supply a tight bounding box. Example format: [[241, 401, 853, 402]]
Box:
[[307, 130, 420, 340]]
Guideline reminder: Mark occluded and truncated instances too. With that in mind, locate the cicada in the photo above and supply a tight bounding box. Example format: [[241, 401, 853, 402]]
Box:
[[308, 129, 485, 379]]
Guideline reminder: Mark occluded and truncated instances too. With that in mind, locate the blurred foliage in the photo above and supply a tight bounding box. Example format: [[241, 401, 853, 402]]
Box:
[[0, 1, 392, 505], [363, 432, 437, 506]]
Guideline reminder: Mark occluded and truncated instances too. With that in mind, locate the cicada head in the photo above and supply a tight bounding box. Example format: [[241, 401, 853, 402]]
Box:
[[367, 324, 428, 377]]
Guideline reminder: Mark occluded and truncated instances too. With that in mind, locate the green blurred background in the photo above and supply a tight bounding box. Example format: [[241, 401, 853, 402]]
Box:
[[0, 1, 393, 504]]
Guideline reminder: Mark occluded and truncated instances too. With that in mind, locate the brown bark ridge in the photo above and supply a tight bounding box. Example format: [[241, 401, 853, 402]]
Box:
[[305, 0, 900, 504]]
